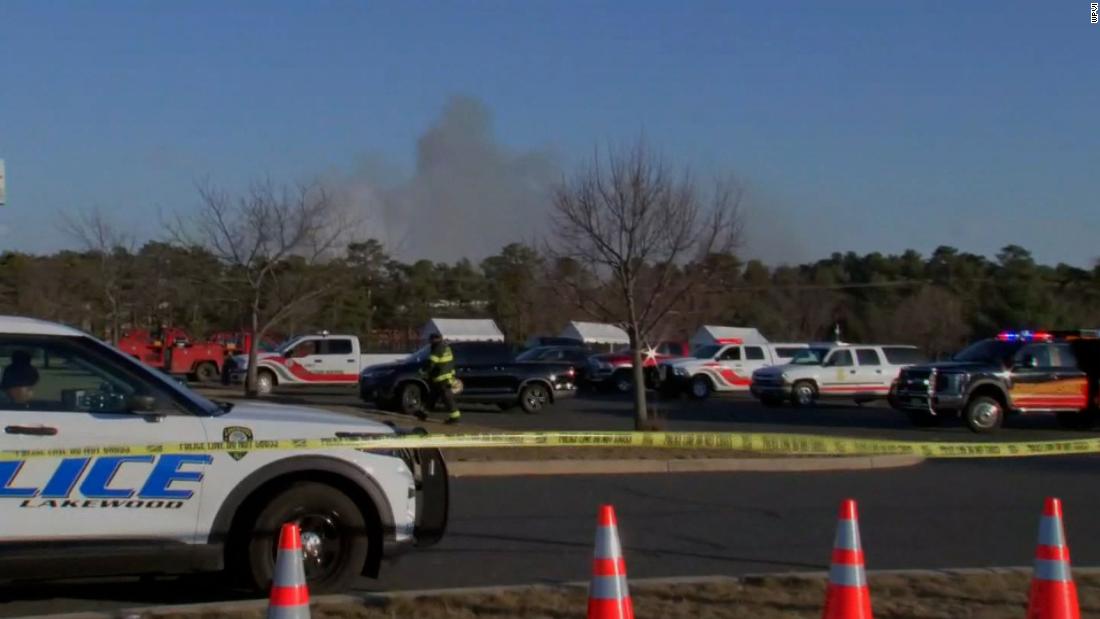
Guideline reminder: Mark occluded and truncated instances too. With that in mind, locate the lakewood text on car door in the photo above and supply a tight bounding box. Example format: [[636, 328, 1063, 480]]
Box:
[[851, 348, 892, 396], [1007, 343, 1068, 411], [316, 338, 359, 383], [0, 335, 210, 550], [819, 349, 857, 395]]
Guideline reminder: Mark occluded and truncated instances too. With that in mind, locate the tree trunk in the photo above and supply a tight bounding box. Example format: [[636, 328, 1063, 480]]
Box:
[[628, 326, 648, 430], [245, 305, 260, 398]]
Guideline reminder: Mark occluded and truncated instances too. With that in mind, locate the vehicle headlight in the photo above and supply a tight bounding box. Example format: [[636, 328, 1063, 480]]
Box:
[[780, 372, 790, 383]]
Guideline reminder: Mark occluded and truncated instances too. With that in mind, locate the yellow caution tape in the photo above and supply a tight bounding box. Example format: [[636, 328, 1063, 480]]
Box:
[[2, 431, 1100, 461]]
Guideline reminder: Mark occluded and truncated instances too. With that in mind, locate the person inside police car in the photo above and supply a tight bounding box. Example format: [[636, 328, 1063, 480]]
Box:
[[420, 332, 461, 424], [1, 349, 40, 407]]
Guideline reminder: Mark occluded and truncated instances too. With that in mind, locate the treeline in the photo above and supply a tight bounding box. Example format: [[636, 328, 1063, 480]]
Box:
[[1, 241, 1097, 356]]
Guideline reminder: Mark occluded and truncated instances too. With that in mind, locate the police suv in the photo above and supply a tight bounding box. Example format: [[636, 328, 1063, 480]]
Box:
[[0, 317, 447, 592]]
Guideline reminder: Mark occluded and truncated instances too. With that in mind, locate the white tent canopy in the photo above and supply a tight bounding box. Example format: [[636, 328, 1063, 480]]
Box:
[[559, 321, 630, 345], [420, 318, 505, 343], [690, 325, 767, 349]]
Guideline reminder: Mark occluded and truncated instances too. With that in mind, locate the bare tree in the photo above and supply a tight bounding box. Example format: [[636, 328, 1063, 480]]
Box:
[[59, 207, 134, 343], [549, 141, 743, 429], [168, 180, 354, 397]]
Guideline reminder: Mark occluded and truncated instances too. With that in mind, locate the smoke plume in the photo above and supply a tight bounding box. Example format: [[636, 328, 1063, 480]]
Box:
[[336, 96, 559, 262]]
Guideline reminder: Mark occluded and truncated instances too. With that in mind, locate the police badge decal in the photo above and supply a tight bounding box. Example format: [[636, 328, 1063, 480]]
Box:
[[223, 426, 254, 461]]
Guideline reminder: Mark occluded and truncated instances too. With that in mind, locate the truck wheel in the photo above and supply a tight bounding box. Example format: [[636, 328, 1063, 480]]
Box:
[[256, 370, 276, 395], [194, 362, 219, 384], [612, 370, 633, 394], [239, 482, 370, 594], [689, 375, 712, 400], [519, 383, 550, 414], [791, 381, 817, 408], [399, 382, 426, 416], [964, 396, 1003, 433]]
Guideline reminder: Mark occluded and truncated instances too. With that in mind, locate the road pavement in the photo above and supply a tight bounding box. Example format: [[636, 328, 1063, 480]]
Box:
[[4, 456, 1100, 616], [254, 385, 1087, 442]]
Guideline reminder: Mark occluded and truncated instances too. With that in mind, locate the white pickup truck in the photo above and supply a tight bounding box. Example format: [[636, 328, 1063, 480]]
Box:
[[657, 341, 814, 399], [225, 333, 407, 395]]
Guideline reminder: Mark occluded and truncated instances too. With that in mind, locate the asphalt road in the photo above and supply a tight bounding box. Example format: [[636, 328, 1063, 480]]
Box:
[[257, 385, 1088, 442], [4, 456, 1100, 616]]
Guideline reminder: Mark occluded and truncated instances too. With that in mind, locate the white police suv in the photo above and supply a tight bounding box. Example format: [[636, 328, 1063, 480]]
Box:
[[0, 317, 447, 592]]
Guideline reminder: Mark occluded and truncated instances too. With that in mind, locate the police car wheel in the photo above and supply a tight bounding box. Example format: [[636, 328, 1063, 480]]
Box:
[[242, 481, 370, 594], [964, 396, 1003, 433]]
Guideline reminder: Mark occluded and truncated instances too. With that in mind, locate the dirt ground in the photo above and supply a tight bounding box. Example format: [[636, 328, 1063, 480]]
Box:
[[149, 571, 1100, 618]]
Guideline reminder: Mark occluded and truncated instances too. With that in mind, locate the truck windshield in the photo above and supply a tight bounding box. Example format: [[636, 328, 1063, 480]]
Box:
[[791, 348, 830, 365], [693, 345, 722, 359], [953, 340, 1022, 364]]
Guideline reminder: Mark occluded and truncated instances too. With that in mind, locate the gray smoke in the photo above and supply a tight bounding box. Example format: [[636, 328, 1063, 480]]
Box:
[[336, 96, 559, 262]]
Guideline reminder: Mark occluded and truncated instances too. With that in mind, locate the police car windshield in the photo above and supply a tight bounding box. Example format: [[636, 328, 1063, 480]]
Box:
[[953, 340, 1023, 364], [693, 345, 722, 359], [791, 348, 830, 365]]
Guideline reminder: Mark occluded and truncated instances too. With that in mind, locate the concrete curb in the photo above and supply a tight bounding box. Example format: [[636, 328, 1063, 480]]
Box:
[[32, 566, 1100, 619], [447, 454, 925, 477]]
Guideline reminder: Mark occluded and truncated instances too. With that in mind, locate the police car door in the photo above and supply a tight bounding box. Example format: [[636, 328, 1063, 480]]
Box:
[[821, 349, 856, 395], [0, 335, 209, 548]]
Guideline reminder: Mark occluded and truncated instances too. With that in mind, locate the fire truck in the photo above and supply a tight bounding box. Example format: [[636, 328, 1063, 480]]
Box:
[[117, 328, 227, 383]]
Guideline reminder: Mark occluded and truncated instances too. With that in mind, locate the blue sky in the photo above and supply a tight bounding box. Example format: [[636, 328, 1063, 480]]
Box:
[[0, 1, 1097, 265]]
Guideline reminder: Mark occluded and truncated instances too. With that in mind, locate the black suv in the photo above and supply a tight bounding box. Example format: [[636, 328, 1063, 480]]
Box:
[[892, 330, 1100, 433], [358, 341, 578, 415]]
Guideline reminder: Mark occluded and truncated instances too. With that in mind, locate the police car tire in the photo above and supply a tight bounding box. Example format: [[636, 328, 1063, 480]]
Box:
[[963, 396, 1004, 433], [240, 481, 370, 594]]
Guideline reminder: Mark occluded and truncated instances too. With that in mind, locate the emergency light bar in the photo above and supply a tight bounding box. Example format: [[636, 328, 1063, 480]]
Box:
[[996, 330, 1052, 342]]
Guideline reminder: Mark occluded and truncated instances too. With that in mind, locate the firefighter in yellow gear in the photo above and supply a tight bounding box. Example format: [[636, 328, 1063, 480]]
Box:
[[420, 332, 461, 424]]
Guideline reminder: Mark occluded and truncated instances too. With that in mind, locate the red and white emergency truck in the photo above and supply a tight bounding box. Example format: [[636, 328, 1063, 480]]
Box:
[[225, 332, 405, 395]]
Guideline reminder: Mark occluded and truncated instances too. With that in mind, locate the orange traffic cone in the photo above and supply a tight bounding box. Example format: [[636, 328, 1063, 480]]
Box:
[[1027, 497, 1080, 619], [587, 505, 634, 619], [822, 499, 873, 619], [267, 523, 311, 619]]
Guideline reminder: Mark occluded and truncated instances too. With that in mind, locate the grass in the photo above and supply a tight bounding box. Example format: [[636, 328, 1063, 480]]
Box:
[[147, 571, 1100, 618]]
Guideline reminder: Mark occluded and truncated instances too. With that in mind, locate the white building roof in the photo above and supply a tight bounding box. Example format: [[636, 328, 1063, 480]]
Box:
[[0, 316, 86, 337], [420, 318, 505, 342], [690, 325, 767, 347], [559, 321, 630, 345]]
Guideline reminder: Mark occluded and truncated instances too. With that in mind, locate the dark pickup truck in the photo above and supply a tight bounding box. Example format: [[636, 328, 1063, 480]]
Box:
[[892, 330, 1100, 433], [358, 341, 578, 415]]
